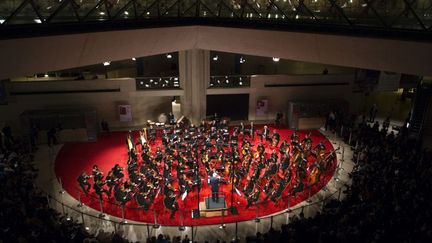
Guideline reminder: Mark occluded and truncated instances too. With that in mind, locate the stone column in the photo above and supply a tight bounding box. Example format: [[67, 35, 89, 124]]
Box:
[[179, 49, 209, 124]]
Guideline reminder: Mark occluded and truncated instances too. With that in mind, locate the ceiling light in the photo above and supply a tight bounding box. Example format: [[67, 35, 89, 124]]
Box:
[[0, 19, 4, 24], [239, 57, 246, 64], [131, 57, 136, 61], [124, 11, 129, 15], [34, 18, 42, 24], [44, 73, 49, 78], [147, 12, 150, 15], [239, 81, 243, 85], [272, 57, 280, 62], [213, 55, 219, 61], [99, 12, 105, 16], [174, 77, 178, 81], [166, 54, 172, 59], [103, 61, 110, 66], [85, 227, 90, 231]]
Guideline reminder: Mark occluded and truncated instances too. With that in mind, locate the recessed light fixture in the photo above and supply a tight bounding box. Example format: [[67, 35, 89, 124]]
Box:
[[124, 11, 129, 15], [213, 55, 219, 61], [99, 12, 105, 16], [166, 54, 173, 59], [131, 57, 136, 61], [103, 61, 110, 66], [272, 57, 280, 62]]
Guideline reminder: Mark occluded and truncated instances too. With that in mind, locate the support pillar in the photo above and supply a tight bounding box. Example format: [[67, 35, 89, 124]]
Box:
[[179, 49, 209, 125]]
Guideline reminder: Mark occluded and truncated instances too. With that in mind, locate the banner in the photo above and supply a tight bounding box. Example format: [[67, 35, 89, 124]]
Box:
[[256, 99, 268, 116], [119, 105, 132, 122]]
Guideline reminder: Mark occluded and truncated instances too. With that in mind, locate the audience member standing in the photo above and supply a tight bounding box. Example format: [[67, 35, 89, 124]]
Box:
[[369, 103, 378, 122]]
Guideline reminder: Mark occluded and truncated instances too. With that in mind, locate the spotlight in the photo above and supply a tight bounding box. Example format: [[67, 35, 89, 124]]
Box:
[[166, 54, 173, 59], [124, 11, 129, 15], [239, 57, 246, 64], [99, 12, 105, 16], [131, 57, 136, 61], [103, 61, 111, 66], [34, 18, 42, 24], [0, 19, 5, 24], [272, 57, 280, 62], [212, 55, 219, 61]]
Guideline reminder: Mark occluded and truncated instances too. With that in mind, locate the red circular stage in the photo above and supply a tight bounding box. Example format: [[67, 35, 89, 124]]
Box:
[[55, 125, 337, 226]]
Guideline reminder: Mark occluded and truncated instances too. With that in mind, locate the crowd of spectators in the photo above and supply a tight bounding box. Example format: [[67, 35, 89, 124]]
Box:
[[246, 115, 432, 242], [0, 128, 124, 242]]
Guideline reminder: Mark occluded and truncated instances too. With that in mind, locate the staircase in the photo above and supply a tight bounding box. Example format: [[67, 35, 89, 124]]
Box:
[[409, 83, 432, 135]]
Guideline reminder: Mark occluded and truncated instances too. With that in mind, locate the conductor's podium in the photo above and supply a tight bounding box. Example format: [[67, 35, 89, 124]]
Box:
[[199, 196, 228, 217]]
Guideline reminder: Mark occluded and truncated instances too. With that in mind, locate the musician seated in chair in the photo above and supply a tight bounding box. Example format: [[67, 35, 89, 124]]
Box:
[[289, 177, 305, 197], [271, 129, 280, 147], [77, 172, 91, 194], [94, 179, 110, 200], [136, 192, 152, 211], [164, 191, 179, 219], [246, 187, 260, 209]]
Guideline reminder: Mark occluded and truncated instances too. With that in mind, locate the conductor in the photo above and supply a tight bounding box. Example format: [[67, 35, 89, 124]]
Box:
[[209, 170, 220, 203]]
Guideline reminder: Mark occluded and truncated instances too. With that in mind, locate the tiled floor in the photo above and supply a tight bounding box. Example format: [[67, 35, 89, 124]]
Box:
[[34, 128, 355, 243]]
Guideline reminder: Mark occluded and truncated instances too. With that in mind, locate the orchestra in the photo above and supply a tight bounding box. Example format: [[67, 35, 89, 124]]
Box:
[[77, 118, 336, 218]]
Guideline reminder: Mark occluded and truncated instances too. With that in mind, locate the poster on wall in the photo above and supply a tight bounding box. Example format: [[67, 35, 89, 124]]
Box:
[[256, 99, 268, 116], [119, 105, 132, 122]]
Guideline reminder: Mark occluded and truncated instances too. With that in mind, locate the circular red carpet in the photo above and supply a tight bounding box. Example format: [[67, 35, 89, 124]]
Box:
[[55, 125, 337, 226]]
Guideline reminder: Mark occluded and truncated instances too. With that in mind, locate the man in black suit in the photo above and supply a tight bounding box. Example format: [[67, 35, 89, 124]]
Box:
[[209, 171, 220, 202]]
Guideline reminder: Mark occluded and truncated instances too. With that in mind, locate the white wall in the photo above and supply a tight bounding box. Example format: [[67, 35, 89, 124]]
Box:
[[1, 26, 432, 80], [0, 79, 183, 134], [207, 74, 361, 122]]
